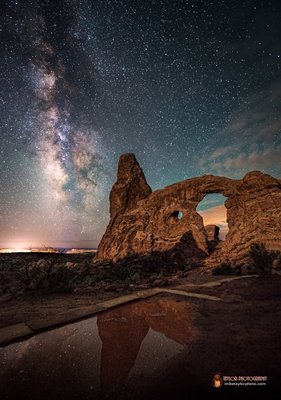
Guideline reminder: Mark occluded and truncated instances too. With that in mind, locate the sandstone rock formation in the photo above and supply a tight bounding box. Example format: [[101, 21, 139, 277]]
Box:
[[97, 153, 281, 268], [109, 153, 152, 219], [205, 225, 220, 242], [204, 224, 220, 252]]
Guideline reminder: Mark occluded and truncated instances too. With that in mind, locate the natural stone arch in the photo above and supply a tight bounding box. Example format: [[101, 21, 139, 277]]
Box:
[[97, 154, 281, 269]]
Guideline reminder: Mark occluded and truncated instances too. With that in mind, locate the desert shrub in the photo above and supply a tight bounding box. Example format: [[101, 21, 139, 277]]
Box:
[[249, 243, 271, 269], [212, 261, 233, 275], [17, 259, 76, 293], [248, 243, 280, 275], [130, 272, 140, 282], [112, 265, 133, 281], [274, 253, 281, 269], [17, 259, 51, 289], [179, 259, 195, 272], [48, 264, 77, 292], [81, 274, 97, 286]]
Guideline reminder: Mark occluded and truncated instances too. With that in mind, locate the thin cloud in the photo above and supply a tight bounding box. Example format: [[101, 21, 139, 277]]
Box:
[[211, 146, 281, 172], [199, 80, 281, 177]]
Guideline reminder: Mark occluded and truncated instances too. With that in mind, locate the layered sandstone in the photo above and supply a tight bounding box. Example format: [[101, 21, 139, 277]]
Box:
[[97, 153, 281, 268]]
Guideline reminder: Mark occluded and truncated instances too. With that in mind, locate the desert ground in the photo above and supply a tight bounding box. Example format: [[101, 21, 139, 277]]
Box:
[[1, 253, 281, 398]]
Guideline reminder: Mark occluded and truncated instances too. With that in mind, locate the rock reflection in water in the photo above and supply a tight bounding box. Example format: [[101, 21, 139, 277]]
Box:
[[0, 296, 195, 399], [98, 297, 194, 395]]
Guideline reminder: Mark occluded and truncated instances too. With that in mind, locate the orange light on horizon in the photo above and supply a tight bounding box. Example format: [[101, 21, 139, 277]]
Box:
[[0, 248, 31, 253]]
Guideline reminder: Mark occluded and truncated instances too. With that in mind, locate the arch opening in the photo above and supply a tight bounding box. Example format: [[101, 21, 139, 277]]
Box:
[[168, 210, 184, 224], [172, 210, 183, 220], [196, 194, 229, 241]]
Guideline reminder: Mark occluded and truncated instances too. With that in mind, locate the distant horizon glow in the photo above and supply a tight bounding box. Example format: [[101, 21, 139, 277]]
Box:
[[0, 248, 32, 253], [0, 247, 97, 254], [0, 240, 97, 250]]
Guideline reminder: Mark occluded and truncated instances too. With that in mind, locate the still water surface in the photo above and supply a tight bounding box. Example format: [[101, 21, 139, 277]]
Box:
[[0, 296, 195, 399]]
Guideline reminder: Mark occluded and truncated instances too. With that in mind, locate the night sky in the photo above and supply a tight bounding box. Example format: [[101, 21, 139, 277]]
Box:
[[0, 0, 280, 249]]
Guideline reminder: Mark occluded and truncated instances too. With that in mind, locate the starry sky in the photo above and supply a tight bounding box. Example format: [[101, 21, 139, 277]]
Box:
[[0, 0, 280, 249]]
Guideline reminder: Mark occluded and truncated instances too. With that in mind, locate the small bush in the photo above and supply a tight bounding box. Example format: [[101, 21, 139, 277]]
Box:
[[212, 261, 233, 276], [48, 264, 76, 292], [180, 259, 195, 272], [248, 243, 281, 275], [273, 253, 281, 270], [248, 243, 272, 273], [17, 259, 76, 293]]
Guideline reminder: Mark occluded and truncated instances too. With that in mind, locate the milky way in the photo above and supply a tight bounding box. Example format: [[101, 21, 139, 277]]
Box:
[[0, 0, 280, 248]]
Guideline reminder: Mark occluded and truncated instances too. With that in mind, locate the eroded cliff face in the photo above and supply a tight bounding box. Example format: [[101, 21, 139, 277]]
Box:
[[97, 153, 281, 268]]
